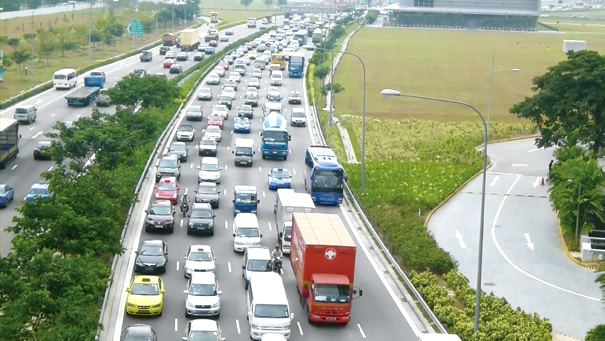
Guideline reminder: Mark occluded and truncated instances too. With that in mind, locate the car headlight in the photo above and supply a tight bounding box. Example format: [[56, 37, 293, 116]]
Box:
[[186, 300, 195, 308], [211, 302, 220, 308], [172, 193, 177, 199], [127, 303, 136, 308], [251, 324, 259, 329], [188, 222, 193, 227], [136, 258, 144, 265], [151, 303, 162, 308]]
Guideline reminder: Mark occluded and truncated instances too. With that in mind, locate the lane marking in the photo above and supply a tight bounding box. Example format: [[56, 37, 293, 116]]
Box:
[[225, 220, 228, 229], [176, 261, 180, 271], [533, 177, 541, 188], [51, 113, 55, 117], [184, 187, 188, 195], [490, 174, 600, 301], [292, 168, 296, 175], [190, 163, 193, 168], [524, 233, 534, 251], [358, 323, 366, 338], [47, 166, 53, 172], [297, 321, 304, 335], [268, 222, 272, 231], [174, 318, 178, 331], [512, 163, 529, 167], [225, 165, 228, 170], [29, 127, 35, 131], [180, 219, 183, 228], [455, 230, 466, 249], [11, 164, 18, 170], [262, 191, 266, 198], [236, 319, 241, 334], [228, 261, 232, 273], [258, 166, 262, 172], [527, 148, 540, 153], [224, 189, 227, 196], [461, 191, 547, 199], [489, 175, 499, 187]]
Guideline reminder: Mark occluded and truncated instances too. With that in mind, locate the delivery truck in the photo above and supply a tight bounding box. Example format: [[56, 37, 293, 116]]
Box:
[[290, 212, 362, 324], [0, 119, 20, 169], [247, 17, 257, 28], [65, 75, 103, 107], [204, 28, 219, 42], [162, 33, 178, 46], [274, 189, 315, 254], [180, 28, 200, 51]]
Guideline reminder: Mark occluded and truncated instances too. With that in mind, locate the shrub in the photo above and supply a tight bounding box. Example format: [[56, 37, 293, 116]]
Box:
[[586, 325, 605, 341]]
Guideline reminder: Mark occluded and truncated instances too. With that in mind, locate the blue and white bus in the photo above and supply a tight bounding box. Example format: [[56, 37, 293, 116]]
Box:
[[304, 145, 348, 205], [261, 113, 291, 160]]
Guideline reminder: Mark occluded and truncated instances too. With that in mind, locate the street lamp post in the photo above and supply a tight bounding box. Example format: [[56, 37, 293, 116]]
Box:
[[381, 89, 488, 333], [486, 52, 519, 139], [88, 0, 93, 64]]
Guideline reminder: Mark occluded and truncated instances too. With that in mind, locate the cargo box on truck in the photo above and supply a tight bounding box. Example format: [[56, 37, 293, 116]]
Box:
[[0, 119, 20, 169], [180, 28, 200, 51], [274, 189, 314, 254], [65, 76, 103, 107]]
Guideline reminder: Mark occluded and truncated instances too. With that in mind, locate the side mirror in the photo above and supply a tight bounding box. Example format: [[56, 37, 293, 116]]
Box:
[[290, 312, 294, 319], [182, 337, 188, 341], [219, 167, 223, 170], [232, 199, 235, 203], [218, 290, 223, 295], [233, 233, 236, 237], [183, 289, 188, 294], [144, 210, 148, 214], [213, 215, 216, 218], [242, 265, 245, 269], [184, 255, 187, 259], [279, 232, 283, 238], [172, 212, 176, 215], [257, 199, 260, 203], [232, 151, 234, 154], [260, 234, 263, 238], [197, 166, 201, 170]]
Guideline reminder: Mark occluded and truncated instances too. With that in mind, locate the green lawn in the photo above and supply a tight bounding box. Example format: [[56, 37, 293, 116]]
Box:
[[541, 21, 605, 33], [201, 0, 276, 25], [334, 27, 605, 123]]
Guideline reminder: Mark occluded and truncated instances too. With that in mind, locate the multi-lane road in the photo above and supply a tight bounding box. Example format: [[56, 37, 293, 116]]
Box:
[[1, 19, 430, 341]]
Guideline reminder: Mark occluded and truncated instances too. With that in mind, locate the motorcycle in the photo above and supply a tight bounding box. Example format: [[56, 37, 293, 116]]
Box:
[[180, 194, 190, 214], [272, 254, 283, 274]]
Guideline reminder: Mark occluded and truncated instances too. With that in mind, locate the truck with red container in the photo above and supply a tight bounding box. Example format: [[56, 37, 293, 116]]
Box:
[[290, 212, 362, 324]]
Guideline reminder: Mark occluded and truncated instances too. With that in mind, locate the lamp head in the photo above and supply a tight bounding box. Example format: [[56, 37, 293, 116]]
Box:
[[381, 89, 400, 96]]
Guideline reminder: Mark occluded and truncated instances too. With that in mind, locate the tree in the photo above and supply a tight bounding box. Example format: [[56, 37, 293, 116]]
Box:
[[109, 74, 180, 110], [7, 38, 21, 51], [263, 0, 274, 9], [321, 83, 345, 97], [24, 0, 42, 9], [241, 0, 254, 9], [277, 0, 287, 5], [586, 325, 605, 341], [314, 65, 330, 80], [10, 49, 30, 77], [510, 50, 604, 153]]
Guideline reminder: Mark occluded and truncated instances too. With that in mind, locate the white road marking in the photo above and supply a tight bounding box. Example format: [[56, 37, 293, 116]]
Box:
[[527, 148, 540, 153], [180, 219, 183, 228], [225, 165, 228, 170], [11, 164, 18, 170], [231, 130, 234, 134], [358, 324, 366, 338], [47, 166, 53, 172], [236, 320, 241, 334], [268, 222, 272, 231], [35, 99, 42, 104], [51, 113, 55, 117], [184, 188, 188, 195], [524, 233, 534, 251], [455, 230, 466, 249], [292, 168, 296, 175], [258, 166, 262, 172], [29, 127, 35, 131], [489, 175, 499, 186], [174, 318, 178, 331], [289, 149, 292, 154], [224, 189, 227, 196], [224, 220, 228, 229], [228, 262, 232, 272], [512, 163, 529, 167], [262, 191, 266, 198], [176, 261, 180, 271], [297, 321, 303, 335], [76, 115, 81, 119], [533, 177, 542, 188], [491, 174, 600, 301], [227, 146, 230, 150], [190, 163, 193, 168]]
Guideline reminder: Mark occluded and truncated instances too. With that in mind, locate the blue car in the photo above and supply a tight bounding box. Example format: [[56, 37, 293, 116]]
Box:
[[0, 184, 15, 208], [25, 182, 52, 203], [233, 117, 251, 133], [205, 47, 216, 55], [267, 168, 292, 190]]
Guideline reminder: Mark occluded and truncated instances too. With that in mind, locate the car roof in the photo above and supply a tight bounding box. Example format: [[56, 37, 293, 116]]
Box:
[[142, 239, 164, 247], [133, 275, 160, 284], [161, 154, 179, 161], [271, 168, 289, 173], [189, 244, 212, 253], [245, 246, 271, 259], [201, 157, 219, 164], [151, 200, 172, 207], [190, 319, 218, 331], [191, 202, 212, 210], [198, 181, 217, 188], [190, 271, 216, 284], [158, 176, 177, 184], [30, 182, 49, 190]]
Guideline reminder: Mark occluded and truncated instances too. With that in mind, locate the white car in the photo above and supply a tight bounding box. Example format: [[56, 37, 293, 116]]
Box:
[[228, 72, 241, 83], [266, 86, 281, 101], [213, 67, 225, 77], [184, 272, 221, 318], [176, 125, 196, 141], [206, 74, 220, 85], [290, 108, 307, 127], [183, 319, 223, 341], [248, 78, 261, 89], [197, 157, 222, 184], [184, 245, 216, 278], [165, 50, 176, 58], [212, 104, 229, 120], [302, 44, 315, 50], [221, 86, 236, 100], [203, 125, 222, 142]]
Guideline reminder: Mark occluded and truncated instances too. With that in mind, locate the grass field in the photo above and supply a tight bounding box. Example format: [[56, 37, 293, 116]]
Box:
[[201, 0, 276, 25], [334, 27, 605, 123], [541, 21, 605, 33]]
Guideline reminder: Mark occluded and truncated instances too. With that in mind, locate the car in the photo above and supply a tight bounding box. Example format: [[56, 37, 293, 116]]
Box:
[[168, 142, 188, 162], [186, 105, 203, 121], [187, 202, 215, 236], [163, 58, 175, 68], [176, 52, 189, 61], [209, 40, 218, 47], [268, 168, 292, 190], [225, 29, 234, 36], [290, 108, 306, 126], [205, 46, 216, 54], [219, 60, 230, 70], [140, 50, 153, 62], [184, 272, 221, 318], [228, 72, 241, 83], [235, 57, 250, 66], [25, 182, 52, 203], [267, 87, 282, 102], [251, 69, 262, 79], [303, 43, 315, 50], [194, 182, 219, 208], [0, 184, 15, 208], [145, 200, 175, 233], [120, 324, 158, 341], [233, 117, 251, 134], [203, 125, 222, 143], [211, 104, 229, 120], [90, 71, 106, 82], [132, 68, 147, 78], [184, 245, 216, 278], [207, 114, 224, 130], [213, 67, 225, 77], [165, 50, 176, 58], [197, 157, 221, 184], [125, 276, 165, 316], [223, 79, 238, 91], [248, 51, 258, 60], [288, 91, 302, 104], [197, 43, 208, 52], [197, 87, 213, 101], [170, 63, 183, 74], [154, 176, 180, 205], [95, 88, 111, 107], [176, 125, 195, 142], [237, 104, 254, 119], [134, 240, 168, 274], [219, 35, 229, 42], [206, 74, 220, 85], [244, 91, 259, 107], [156, 155, 181, 182], [248, 78, 261, 89], [217, 95, 233, 110], [182, 319, 223, 341], [198, 136, 218, 156], [33, 140, 52, 160], [256, 44, 266, 53], [193, 52, 205, 61], [159, 46, 170, 55]]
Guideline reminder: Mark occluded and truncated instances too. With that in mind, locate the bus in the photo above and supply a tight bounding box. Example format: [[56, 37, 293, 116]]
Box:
[[271, 53, 286, 70], [304, 146, 348, 205], [261, 113, 290, 160], [293, 31, 306, 45], [210, 12, 218, 23]]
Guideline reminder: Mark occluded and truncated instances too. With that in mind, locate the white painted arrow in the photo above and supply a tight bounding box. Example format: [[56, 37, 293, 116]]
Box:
[[490, 175, 500, 186], [524, 233, 534, 251], [455, 230, 467, 249], [533, 177, 541, 188]]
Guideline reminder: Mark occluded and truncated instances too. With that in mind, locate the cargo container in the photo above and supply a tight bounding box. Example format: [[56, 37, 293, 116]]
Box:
[[0, 119, 20, 169], [274, 189, 315, 254], [180, 28, 200, 51]]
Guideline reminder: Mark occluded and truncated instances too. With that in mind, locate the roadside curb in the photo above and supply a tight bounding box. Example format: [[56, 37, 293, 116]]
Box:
[[557, 216, 599, 270]]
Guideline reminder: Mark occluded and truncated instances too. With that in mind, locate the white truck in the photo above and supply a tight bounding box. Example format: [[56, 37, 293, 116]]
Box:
[[247, 17, 256, 28], [273, 189, 315, 254]]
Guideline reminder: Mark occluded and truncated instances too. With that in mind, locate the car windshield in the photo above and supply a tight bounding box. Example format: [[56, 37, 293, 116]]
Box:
[[170, 144, 186, 152], [28, 187, 48, 195], [201, 162, 219, 171], [159, 159, 177, 168], [313, 284, 351, 303], [200, 88, 211, 94], [158, 182, 176, 191], [215, 106, 227, 113], [235, 147, 252, 157], [189, 283, 217, 296], [197, 185, 216, 194], [150, 205, 171, 215], [37, 141, 52, 149], [201, 139, 216, 146], [284, 226, 292, 242], [207, 126, 221, 133], [54, 74, 66, 80], [209, 116, 222, 122], [189, 107, 202, 113], [219, 96, 231, 102], [130, 283, 160, 295], [189, 331, 219, 341], [248, 259, 271, 271], [290, 92, 300, 96], [312, 169, 345, 191], [292, 111, 305, 117], [235, 192, 256, 204], [271, 170, 289, 178], [189, 251, 212, 261], [191, 208, 212, 218], [263, 131, 288, 143], [254, 304, 289, 318], [180, 126, 194, 132], [236, 228, 260, 237], [139, 244, 163, 256], [246, 93, 258, 99]]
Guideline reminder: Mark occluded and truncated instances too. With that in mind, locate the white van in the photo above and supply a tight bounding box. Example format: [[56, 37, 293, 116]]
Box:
[[270, 70, 283, 86], [242, 246, 272, 289], [233, 213, 261, 252], [247, 272, 292, 340], [53, 68, 77, 89], [233, 138, 255, 167]]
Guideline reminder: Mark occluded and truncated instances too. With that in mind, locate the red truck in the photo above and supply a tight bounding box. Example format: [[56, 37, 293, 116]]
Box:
[[290, 212, 362, 324]]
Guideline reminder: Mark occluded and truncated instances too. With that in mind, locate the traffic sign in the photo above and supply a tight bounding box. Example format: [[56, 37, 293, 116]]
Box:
[[127, 19, 144, 36]]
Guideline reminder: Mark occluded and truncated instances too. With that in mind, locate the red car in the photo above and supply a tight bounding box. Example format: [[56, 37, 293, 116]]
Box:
[[163, 58, 175, 69], [207, 114, 224, 130], [219, 60, 230, 70], [154, 176, 180, 205]]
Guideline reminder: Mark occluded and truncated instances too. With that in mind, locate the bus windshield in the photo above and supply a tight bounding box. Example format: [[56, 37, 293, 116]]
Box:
[[312, 169, 345, 192]]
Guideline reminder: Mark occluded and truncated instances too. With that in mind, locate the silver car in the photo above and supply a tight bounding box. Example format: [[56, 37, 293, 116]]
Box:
[[197, 157, 221, 184], [197, 87, 213, 101], [184, 245, 216, 278], [184, 272, 221, 318], [203, 126, 222, 142], [186, 105, 203, 121]]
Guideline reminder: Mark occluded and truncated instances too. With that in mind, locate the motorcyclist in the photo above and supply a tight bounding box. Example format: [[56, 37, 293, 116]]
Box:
[[272, 244, 283, 272], [180, 194, 190, 214]]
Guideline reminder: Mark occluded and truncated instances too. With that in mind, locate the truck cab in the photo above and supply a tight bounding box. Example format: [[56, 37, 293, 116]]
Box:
[[233, 138, 255, 167], [233, 185, 259, 216]]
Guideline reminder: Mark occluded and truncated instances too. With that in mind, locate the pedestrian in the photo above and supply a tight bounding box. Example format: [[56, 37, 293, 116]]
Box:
[[548, 160, 554, 180]]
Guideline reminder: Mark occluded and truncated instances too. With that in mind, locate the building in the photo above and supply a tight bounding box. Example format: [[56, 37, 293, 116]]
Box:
[[386, 0, 541, 30]]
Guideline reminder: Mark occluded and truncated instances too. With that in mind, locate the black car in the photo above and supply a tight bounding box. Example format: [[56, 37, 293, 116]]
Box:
[[159, 46, 170, 55], [238, 105, 254, 119], [145, 201, 175, 233], [121, 324, 158, 341], [176, 52, 189, 61], [195, 182, 220, 208], [170, 64, 183, 74], [218, 95, 233, 110], [187, 203, 215, 236], [132, 68, 147, 78], [140, 50, 153, 62], [33, 140, 52, 160], [95, 88, 111, 107], [194, 52, 205, 61], [244, 92, 259, 107], [208, 40, 218, 47], [155, 155, 181, 182], [134, 240, 168, 274], [168, 142, 188, 162]]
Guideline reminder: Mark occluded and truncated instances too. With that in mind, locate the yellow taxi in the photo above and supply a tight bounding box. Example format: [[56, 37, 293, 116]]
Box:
[[248, 51, 258, 60], [125, 275, 165, 316]]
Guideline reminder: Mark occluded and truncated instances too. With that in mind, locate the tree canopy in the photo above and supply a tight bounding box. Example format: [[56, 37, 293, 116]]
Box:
[[510, 50, 604, 153], [109, 74, 180, 110], [241, 0, 254, 8]]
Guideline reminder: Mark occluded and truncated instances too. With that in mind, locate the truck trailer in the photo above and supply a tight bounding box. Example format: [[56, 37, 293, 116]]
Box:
[[290, 212, 362, 324], [162, 33, 177, 46], [274, 189, 315, 254], [180, 28, 200, 51], [0, 119, 20, 169], [65, 76, 103, 107]]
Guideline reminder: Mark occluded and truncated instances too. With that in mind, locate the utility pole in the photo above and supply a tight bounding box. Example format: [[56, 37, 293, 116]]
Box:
[[88, 0, 92, 64]]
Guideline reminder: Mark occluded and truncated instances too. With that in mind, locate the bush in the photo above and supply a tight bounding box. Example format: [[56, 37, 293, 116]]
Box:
[[366, 10, 379, 24], [586, 325, 605, 341]]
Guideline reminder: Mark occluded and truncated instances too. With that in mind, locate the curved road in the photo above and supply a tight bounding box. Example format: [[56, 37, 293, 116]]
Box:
[[428, 139, 602, 339]]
